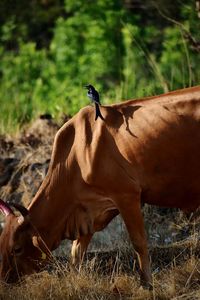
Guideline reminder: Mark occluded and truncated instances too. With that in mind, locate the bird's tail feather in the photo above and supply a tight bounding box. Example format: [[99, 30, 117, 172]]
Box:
[[95, 102, 104, 121]]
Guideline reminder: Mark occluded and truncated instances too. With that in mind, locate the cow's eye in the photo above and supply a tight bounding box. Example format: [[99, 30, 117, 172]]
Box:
[[13, 246, 24, 256]]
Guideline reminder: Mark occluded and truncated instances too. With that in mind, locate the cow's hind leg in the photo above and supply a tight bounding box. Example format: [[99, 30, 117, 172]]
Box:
[[71, 234, 93, 269], [116, 193, 152, 289]]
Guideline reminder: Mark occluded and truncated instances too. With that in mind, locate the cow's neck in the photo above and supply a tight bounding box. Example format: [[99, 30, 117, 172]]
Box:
[[28, 165, 71, 250]]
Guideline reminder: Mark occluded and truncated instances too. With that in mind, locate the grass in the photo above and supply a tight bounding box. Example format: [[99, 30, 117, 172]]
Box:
[[0, 233, 199, 300], [0, 259, 199, 299]]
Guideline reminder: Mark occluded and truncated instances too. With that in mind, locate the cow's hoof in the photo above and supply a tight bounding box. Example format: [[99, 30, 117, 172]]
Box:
[[140, 280, 153, 290]]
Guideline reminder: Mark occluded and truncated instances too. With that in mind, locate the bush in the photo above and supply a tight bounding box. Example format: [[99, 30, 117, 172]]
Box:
[[0, 0, 199, 134]]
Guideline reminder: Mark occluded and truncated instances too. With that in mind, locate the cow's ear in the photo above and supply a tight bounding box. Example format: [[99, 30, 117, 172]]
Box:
[[8, 202, 29, 226]]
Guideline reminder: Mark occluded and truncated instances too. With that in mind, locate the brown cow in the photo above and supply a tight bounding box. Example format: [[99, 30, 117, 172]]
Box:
[[0, 86, 200, 287]]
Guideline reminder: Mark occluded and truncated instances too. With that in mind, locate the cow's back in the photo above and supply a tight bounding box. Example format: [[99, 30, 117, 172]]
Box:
[[111, 86, 200, 211]]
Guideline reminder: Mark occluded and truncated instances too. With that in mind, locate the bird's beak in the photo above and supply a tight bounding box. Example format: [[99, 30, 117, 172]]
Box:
[[84, 85, 89, 89]]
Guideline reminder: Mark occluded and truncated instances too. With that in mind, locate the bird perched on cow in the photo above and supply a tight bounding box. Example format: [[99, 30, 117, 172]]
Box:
[[84, 84, 104, 121]]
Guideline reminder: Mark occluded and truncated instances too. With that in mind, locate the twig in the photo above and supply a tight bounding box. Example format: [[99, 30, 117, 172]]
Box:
[[154, 4, 200, 53], [185, 261, 199, 287]]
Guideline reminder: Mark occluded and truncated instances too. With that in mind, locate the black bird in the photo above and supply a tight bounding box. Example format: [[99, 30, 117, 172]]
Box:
[[84, 84, 104, 121], [85, 84, 101, 104]]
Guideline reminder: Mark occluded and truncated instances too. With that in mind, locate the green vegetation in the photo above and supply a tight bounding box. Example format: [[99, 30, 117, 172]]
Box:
[[0, 0, 199, 134]]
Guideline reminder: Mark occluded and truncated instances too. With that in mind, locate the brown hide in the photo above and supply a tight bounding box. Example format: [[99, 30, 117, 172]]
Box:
[[0, 86, 200, 286]]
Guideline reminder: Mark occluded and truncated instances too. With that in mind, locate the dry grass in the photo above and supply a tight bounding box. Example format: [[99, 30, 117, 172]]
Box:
[[0, 240, 199, 300]]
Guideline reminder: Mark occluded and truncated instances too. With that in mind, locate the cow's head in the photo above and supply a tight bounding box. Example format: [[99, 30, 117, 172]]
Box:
[[0, 199, 50, 283]]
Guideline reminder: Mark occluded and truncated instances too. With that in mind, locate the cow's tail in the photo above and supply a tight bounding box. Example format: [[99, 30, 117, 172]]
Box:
[[94, 102, 104, 121]]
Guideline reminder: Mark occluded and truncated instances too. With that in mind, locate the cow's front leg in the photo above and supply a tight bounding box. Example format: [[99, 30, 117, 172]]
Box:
[[116, 193, 152, 289], [71, 234, 93, 269]]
